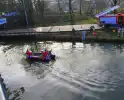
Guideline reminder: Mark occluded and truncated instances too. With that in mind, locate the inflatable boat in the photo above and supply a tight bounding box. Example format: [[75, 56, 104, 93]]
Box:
[[25, 49, 56, 63]]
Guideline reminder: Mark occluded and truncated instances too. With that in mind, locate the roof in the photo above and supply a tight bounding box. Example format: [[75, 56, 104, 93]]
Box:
[[99, 13, 124, 17]]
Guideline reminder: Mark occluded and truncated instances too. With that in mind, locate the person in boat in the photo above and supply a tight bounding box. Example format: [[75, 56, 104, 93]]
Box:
[[26, 49, 32, 56], [41, 48, 49, 60]]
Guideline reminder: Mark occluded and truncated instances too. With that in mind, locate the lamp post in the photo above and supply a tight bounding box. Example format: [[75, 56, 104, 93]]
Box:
[[22, 0, 29, 31]]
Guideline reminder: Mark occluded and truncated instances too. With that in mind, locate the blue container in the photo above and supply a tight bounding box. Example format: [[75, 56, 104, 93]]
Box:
[[100, 16, 116, 24]]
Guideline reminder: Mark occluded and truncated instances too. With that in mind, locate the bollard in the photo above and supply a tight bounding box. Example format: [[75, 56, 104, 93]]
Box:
[[118, 28, 121, 37], [120, 28, 124, 37]]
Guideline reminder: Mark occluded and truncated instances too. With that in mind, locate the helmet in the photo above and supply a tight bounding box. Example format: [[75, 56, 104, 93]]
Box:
[[41, 48, 46, 52]]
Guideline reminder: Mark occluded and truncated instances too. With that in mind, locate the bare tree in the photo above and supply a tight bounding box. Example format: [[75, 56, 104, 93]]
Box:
[[108, 0, 121, 13], [69, 0, 74, 25], [79, 0, 83, 15], [57, 0, 63, 13], [34, 0, 48, 25], [7, 0, 17, 11], [0, 0, 7, 11]]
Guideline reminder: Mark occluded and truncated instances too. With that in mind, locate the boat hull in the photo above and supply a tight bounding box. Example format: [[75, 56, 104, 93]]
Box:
[[26, 53, 56, 63]]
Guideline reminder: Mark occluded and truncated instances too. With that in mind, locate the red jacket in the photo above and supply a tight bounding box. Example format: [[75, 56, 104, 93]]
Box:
[[93, 32, 97, 36], [41, 51, 48, 60], [26, 50, 32, 56]]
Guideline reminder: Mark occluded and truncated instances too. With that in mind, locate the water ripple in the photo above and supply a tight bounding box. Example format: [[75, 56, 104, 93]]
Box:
[[0, 42, 124, 100]]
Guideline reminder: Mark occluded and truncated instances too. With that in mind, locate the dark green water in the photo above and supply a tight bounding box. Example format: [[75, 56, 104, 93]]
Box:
[[0, 41, 124, 100]]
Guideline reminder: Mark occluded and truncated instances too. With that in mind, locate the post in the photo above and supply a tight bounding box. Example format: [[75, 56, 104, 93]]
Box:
[[22, 0, 29, 32]]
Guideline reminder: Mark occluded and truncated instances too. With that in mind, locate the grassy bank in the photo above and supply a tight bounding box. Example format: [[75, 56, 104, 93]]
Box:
[[45, 14, 97, 26], [76, 18, 97, 24], [51, 18, 97, 26]]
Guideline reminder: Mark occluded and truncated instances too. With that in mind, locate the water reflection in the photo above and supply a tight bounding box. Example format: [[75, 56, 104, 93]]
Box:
[[0, 42, 124, 100]]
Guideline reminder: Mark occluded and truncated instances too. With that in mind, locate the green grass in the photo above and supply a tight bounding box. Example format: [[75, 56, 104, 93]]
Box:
[[76, 18, 97, 24], [52, 17, 97, 26], [51, 14, 97, 25], [34, 14, 98, 26]]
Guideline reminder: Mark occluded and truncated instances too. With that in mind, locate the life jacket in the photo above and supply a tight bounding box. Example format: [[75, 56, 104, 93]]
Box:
[[41, 50, 48, 60], [44, 51, 48, 58], [93, 32, 96, 36], [26, 50, 32, 56]]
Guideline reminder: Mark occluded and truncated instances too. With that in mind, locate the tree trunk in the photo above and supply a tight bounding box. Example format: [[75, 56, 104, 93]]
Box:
[[79, 0, 82, 15], [109, 0, 120, 14], [113, 0, 117, 14], [41, 0, 45, 25], [69, 0, 73, 25], [57, 0, 62, 13]]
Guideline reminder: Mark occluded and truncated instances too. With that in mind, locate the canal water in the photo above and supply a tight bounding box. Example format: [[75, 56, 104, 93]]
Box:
[[0, 41, 124, 100]]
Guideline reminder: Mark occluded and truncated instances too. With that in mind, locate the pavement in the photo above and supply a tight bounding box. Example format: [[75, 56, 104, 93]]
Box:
[[0, 24, 101, 33]]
